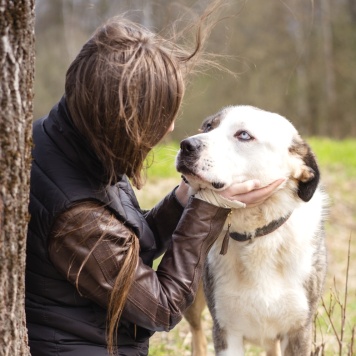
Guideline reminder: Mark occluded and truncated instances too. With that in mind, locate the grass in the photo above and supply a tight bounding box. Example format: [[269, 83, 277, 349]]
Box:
[[308, 137, 356, 178], [145, 143, 180, 179], [134, 138, 356, 356]]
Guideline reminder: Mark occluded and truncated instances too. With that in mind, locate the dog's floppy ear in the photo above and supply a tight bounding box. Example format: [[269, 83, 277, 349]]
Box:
[[289, 137, 320, 202]]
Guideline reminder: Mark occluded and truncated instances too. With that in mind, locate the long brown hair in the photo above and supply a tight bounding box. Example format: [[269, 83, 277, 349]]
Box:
[[66, 17, 186, 189], [64, 2, 223, 354]]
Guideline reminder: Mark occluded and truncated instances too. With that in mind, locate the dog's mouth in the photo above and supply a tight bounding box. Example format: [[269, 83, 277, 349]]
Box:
[[176, 148, 226, 190], [180, 172, 226, 190], [211, 181, 225, 189]]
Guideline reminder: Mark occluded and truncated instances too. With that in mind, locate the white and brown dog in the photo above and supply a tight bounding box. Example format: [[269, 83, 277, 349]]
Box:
[[176, 106, 328, 356]]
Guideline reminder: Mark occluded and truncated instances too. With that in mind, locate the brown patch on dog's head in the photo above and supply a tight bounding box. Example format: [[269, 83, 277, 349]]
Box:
[[289, 136, 320, 202], [199, 110, 225, 133]]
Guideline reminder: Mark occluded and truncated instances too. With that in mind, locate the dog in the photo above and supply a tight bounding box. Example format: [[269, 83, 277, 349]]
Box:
[[176, 105, 328, 356]]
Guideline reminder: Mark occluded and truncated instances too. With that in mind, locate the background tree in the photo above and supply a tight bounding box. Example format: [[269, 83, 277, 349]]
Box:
[[0, 0, 35, 355], [33, 0, 356, 140]]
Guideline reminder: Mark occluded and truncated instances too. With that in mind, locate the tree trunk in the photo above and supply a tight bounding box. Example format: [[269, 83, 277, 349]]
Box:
[[349, 0, 356, 23], [285, 1, 309, 132], [320, 0, 337, 136], [0, 1, 35, 355]]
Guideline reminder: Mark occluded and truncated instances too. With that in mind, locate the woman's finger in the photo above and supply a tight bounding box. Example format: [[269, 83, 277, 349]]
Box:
[[219, 179, 261, 198], [236, 178, 286, 206]]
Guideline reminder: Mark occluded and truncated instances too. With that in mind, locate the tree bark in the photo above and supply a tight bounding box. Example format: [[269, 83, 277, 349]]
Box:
[[0, 0, 35, 355], [285, 0, 309, 132], [320, 0, 337, 136], [349, 0, 356, 23]]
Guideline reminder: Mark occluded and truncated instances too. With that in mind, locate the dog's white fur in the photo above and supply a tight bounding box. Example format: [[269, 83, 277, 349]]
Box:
[[176, 106, 328, 356]]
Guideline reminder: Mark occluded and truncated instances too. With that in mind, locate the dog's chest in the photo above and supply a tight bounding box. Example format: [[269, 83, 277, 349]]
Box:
[[206, 226, 314, 340]]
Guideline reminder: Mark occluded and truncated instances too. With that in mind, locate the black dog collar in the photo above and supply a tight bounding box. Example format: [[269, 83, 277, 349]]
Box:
[[219, 211, 293, 255], [229, 212, 293, 242]]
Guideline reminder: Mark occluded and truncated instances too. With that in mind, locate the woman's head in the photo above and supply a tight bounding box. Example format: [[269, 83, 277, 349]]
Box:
[[65, 17, 188, 188]]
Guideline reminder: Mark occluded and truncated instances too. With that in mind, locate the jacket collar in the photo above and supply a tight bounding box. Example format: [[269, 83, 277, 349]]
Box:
[[43, 96, 120, 185]]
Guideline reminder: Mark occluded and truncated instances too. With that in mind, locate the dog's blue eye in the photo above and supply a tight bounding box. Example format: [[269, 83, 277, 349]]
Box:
[[236, 131, 253, 141]]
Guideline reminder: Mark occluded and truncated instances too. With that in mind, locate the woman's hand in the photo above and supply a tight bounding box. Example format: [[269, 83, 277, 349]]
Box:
[[219, 178, 285, 208], [174, 179, 191, 207], [177, 177, 285, 209]]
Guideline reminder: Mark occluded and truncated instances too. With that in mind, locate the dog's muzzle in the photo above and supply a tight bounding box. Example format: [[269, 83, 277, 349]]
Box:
[[176, 138, 226, 190], [176, 137, 202, 175], [180, 137, 203, 155]]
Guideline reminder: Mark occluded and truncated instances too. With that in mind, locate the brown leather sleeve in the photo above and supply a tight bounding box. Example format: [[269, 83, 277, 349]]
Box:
[[143, 187, 185, 258], [49, 202, 133, 307], [49, 198, 230, 332], [123, 197, 230, 331]]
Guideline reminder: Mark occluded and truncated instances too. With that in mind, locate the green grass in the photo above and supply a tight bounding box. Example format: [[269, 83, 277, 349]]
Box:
[[145, 143, 180, 179], [307, 137, 356, 178]]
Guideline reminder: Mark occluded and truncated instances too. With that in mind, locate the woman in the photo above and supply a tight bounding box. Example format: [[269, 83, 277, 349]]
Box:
[[25, 15, 282, 356]]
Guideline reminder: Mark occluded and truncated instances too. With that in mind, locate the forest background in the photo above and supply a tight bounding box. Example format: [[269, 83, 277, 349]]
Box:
[[35, 0, 356, 139], [33, 1, 355, 355]]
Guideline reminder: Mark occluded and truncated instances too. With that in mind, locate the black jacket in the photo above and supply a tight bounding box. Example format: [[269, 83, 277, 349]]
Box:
[[26, 97, 182, 354]]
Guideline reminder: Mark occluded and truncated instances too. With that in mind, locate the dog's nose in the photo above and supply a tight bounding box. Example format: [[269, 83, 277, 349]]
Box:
[[180, 137, 202, 153]]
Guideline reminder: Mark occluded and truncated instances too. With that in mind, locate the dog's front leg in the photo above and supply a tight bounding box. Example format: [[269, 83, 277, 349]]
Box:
[[184, 281, 207, 356], [281, 323, 312, 356], [213, 329, 244, 356], [266, 339, 282, 356]]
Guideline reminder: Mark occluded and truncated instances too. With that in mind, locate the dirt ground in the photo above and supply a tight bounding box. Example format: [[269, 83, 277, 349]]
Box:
[[135, 171, 356, 355]]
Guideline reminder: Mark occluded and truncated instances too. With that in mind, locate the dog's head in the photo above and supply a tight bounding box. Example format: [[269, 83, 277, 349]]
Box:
[[176, 106, 319, 202]]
